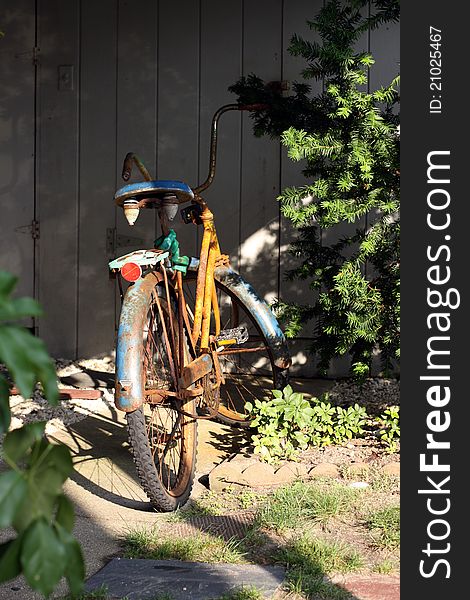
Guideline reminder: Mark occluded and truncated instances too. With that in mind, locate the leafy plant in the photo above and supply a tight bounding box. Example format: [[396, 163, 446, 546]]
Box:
[[0, 271, 84, 597], [246, 385, 315, 463], [124, 529, 246, 564], [246, 385, 368, 463], [376, 405, 400, 452], [229, 0, 400, 377], [366, 505, 400, 549]]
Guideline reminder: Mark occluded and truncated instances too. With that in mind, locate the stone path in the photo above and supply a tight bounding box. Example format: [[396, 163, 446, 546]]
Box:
[[85, 559, 286, 600]]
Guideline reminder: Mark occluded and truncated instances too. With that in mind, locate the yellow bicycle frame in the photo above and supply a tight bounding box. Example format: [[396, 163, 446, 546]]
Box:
[[191, 202, 221, 349]]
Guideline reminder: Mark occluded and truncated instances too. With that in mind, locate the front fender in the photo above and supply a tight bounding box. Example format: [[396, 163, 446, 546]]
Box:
[[214, 266, 291, 373]]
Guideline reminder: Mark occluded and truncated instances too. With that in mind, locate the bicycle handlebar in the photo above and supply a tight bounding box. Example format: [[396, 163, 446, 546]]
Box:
[[193, 103, 268, 195], [120, 103, 269, 196], [122, 152, 152, 182]]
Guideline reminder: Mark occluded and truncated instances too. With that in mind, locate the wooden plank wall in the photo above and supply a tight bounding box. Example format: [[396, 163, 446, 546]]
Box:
[[0, 0, 36, 306], [1, 0, 399, 376]]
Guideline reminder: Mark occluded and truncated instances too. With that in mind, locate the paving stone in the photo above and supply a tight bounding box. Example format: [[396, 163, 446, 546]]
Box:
[[241, 462, 276, 487], [227, 453, 260, 469], [274, 462, 309, 484], [85, 558, 285, 600], [309, 462, 340, 478], [330, 574, 399, 600], [208, 463, 249, 492], [381, 462, 400, 476]]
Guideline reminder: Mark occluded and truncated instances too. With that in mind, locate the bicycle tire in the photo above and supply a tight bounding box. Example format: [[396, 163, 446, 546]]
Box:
[[125, 284, 197, 511], [183, 276, 288, 428]]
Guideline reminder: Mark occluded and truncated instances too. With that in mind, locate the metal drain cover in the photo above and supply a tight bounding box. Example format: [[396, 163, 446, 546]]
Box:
[[85, 558, 285, 599]]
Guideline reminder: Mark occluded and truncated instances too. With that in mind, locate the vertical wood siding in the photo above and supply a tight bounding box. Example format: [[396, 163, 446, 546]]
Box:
[[0, 0, 399, 375], [0, 0, 36, 306]]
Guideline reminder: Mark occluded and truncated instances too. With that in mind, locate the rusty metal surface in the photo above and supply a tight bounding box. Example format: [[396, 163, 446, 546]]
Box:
[[115, 272, 163, 412], [217, 346, 267, 355], [179, 354, 213, 389], [193, 104, 239, 194], [200, 234, 217, 350], [121, 151, 152, 182], [214, 266, 291, 372], [192, 224, 211, 344], [192, 103, 268, 195]]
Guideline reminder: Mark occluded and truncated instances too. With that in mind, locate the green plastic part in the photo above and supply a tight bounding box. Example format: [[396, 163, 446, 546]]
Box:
[[154, 229, 190, 275]]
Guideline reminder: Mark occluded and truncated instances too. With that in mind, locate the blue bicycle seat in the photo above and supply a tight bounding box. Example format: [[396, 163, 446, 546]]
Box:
[[115, 180, 194, 206]]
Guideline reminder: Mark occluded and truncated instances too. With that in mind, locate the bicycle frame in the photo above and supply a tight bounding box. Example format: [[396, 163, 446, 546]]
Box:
[[113, 103, 290, 414]]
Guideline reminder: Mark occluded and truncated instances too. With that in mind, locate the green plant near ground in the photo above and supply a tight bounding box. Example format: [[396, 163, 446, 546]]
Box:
[[217, 588, 263, 600], [366, 505, 400, 549], [376, 405, 400, 452], [279, 535, 363, 599], [246, 385, 368, 463], [255, 480, 356, 533], [123, 529, 246, 564], [373, 558, 398, 574], [62, 585, 111, 600], [230, 0, 400, 378], [0, 271, 84, 598]]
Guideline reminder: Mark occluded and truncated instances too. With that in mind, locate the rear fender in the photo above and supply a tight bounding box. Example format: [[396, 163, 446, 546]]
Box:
[[115, 272, 162, 412]]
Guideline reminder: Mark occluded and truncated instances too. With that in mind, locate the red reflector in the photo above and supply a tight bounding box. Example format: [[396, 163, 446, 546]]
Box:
[[121, 262, 142, 282]]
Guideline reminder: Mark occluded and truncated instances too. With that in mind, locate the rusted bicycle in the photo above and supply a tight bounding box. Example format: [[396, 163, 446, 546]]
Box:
[[109, 104, 291, 511]]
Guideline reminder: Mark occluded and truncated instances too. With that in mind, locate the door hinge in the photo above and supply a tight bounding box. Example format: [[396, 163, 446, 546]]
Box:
[[15, 220, 40, 240], [31, 220, 40, 239], [32, 46, 40, 66], [106, 228, 144, 255]]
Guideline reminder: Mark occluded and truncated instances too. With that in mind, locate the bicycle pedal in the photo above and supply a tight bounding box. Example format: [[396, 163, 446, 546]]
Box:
[[216, 326, 249, 345]]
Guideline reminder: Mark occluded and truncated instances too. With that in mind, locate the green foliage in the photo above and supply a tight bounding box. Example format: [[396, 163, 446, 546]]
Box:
[[255, 480, 355, 532], [366, 505, 400, 549], [230, 0, 400, 377], [376, 405, 400, 452], [278, 534, 364, 594], [0, 271, 84, 597], [124, 529, 246, 564], [216, 588, 263, 600], [245, 385, 368, 463]]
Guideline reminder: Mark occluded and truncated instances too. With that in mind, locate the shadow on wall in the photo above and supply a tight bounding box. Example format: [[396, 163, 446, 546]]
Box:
[[236, 215, 325, 378]]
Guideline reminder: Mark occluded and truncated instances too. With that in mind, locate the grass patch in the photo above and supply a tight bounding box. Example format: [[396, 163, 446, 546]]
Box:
[[123, 528, 246, 563], [369, 471, 400, 494], [146, 588, 263, 600], [373, 558, 398, 574], [279, 535, 364, 575], [216, 588, 263, 600], [278, 535, 363, 599], [255, 480, 356, 532], [62, 586, 113, 600], [366, 506, 400, 549]]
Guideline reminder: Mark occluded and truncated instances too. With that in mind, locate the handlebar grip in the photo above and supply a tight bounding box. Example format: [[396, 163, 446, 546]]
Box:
[[238, 103, 269, 111], [122, 152, 134, 182]]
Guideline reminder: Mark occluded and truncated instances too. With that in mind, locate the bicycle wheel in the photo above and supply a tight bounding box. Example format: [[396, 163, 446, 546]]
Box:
[[183, 275, 287, 427], [125, 285, 197, 511]]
